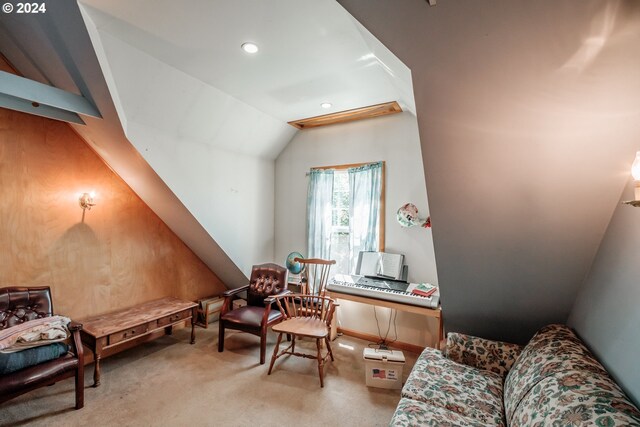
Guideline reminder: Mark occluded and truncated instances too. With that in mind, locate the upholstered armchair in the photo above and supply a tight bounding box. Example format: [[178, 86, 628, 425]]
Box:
[[218, 263, 289, 364], [0, 286, 84, 409]]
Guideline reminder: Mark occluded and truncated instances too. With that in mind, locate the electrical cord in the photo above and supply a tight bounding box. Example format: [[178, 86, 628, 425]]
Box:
[[371, 306, 399, 349]]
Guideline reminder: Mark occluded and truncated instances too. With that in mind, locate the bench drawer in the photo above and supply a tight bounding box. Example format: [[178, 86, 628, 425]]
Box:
[[157, 310, 190, 327], [108, 324, 148, 345]]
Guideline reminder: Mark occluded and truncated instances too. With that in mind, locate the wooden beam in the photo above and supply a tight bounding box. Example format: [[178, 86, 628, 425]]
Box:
[[288, 101, 402, 130], [0, 93, 85, 124], [0, 71, 101, 120]]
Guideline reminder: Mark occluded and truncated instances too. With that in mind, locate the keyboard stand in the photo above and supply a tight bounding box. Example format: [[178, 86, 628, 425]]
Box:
[[325, 289, 444, 350]]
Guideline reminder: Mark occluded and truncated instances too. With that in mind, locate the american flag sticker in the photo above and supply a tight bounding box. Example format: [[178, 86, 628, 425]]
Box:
[[372, 368, 386, 379], [372, 368, 398, 380]]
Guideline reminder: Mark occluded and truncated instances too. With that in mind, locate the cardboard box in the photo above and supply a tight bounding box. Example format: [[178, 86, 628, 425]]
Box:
[[232, 298, 247, 310], [363, 348, 405, 389]]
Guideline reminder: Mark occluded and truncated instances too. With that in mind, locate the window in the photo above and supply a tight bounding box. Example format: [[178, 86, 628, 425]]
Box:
[[330, 171, 351, 275], [307, 162, 385, 275]]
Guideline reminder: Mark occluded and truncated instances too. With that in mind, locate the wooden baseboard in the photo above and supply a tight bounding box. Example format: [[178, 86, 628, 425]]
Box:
[[337, 327, 425, 354]]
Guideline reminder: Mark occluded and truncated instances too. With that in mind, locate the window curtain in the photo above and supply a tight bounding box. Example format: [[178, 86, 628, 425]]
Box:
[[348, 162, 383, 272], [307, 169, 334, 259]]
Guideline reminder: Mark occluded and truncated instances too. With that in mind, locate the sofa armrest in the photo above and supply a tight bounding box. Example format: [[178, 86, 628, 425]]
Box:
[[445, 332, 523, 377]]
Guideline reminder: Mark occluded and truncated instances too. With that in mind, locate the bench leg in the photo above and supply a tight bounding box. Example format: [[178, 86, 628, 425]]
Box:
[[93, 355, 101, 387], [191, 307, 197, 344]]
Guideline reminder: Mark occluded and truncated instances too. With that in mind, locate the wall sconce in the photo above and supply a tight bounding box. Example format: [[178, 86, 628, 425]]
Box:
[[623, 152, 640, 207], [79, 192, 96, 210]]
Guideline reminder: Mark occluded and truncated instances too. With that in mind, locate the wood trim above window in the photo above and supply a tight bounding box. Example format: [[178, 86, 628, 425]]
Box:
[[289, 101, 402, 130]]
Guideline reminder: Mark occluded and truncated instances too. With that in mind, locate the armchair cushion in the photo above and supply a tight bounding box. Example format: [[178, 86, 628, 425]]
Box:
[[0, 343, 69, 375], [221, 306, 282, 328], [0, 352, 78, 396], [445, 332, 523, 377]]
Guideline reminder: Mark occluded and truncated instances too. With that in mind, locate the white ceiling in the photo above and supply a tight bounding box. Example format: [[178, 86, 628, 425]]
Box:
[[79, 0, 415, 124], [76, 0, 416, 277]]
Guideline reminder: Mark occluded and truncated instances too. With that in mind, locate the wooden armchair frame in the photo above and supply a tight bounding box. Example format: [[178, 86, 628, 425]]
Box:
[[267, 294, 338, 387]]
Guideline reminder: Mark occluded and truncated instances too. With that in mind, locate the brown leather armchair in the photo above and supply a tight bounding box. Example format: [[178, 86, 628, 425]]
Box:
[[0, 286, 84, 409], [218, 263, 289, 364]]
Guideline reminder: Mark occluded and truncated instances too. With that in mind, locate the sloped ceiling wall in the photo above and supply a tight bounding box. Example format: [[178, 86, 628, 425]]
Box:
[[0, 0, 248, 287], [338, 0, 640, 343], [80, 9, 296, 274]]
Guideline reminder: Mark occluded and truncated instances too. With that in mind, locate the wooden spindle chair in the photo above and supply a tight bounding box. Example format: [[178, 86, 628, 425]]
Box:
[[267, 294, 338, 387], [295, 258, 336, 297]]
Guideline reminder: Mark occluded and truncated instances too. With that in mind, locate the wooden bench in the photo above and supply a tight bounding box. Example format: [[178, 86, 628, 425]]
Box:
[[80, 297, 197, 386]]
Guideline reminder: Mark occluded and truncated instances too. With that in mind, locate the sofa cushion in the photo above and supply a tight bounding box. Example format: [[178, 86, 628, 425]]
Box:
[[402, 347, 506, 426], [503, 324, 608, 424], [510, 369, 640, 427], [0, 343, 69, 374], [390, 397, 490, 427], [446, 332, 523, 377]]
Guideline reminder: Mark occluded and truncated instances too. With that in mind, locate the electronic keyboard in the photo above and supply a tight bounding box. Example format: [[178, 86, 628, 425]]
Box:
[[327, 274, 439, 309]]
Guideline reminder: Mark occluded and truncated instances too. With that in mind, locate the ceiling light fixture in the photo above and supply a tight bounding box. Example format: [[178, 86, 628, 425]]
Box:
[[321, 102, 332, 109], [241, 42, 259, 54]]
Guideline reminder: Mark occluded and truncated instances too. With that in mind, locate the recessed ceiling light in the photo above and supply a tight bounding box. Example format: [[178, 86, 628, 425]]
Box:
[[241, 42, 259, 54], [321, 102, 332, 109]]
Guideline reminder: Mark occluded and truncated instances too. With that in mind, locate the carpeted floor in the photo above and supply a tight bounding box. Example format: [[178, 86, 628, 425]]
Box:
[[0, 325, 418, 427]]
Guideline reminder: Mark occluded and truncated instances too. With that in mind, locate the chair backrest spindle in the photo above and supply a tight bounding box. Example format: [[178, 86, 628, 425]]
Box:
[[294, 258, 336, 298]]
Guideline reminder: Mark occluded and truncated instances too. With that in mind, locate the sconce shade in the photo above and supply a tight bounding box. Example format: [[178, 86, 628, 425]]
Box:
[[631, 152, 640, 181]]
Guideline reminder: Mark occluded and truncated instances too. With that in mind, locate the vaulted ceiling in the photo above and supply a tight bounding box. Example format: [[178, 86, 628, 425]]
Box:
[[0, 0, 416, 286], [2, 0, 639, 343]]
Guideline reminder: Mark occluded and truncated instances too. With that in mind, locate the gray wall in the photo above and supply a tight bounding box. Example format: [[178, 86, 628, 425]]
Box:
[[338, 0, 640, 343], [568, 178, 640, 405]]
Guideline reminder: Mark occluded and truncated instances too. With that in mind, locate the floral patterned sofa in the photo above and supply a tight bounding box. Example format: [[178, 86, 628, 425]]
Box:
[[390, 324, 640, 426]]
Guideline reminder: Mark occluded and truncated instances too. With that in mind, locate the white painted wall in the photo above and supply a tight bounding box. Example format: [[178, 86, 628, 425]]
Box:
[[83, 12, 296, 278], [275, 112, 439, 347]]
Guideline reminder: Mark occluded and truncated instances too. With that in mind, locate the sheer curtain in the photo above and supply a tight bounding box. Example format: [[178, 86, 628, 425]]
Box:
[[307, 169, 334, 259], [348, 162, 383, 272]]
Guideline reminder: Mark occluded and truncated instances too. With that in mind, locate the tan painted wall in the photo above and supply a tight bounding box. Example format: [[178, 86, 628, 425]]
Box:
[[0, 68, 226, 319]]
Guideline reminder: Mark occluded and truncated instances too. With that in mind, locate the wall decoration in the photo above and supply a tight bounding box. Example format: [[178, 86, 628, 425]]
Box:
[[397, 203, 431, 228]]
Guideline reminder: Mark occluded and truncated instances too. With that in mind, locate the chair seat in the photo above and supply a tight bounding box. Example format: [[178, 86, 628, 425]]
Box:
[[221, 306, 282, 328], [0, 353, 77, 396], [272, 317, 329, 338]]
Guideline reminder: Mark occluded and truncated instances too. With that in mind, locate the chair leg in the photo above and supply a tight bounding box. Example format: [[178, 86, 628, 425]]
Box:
[[268, 333, 284, 375], [75, 365, 84, 409], [291, 336, 296, 353], [325, 336, 334, 362], [218, 322, 225, 352], [260, 330, 267, 365], [316, 338, 324, 388], [287, 333, 291, 342]]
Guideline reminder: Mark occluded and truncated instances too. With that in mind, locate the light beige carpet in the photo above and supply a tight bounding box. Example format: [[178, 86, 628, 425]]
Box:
[[0, 326, 418, 427]]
